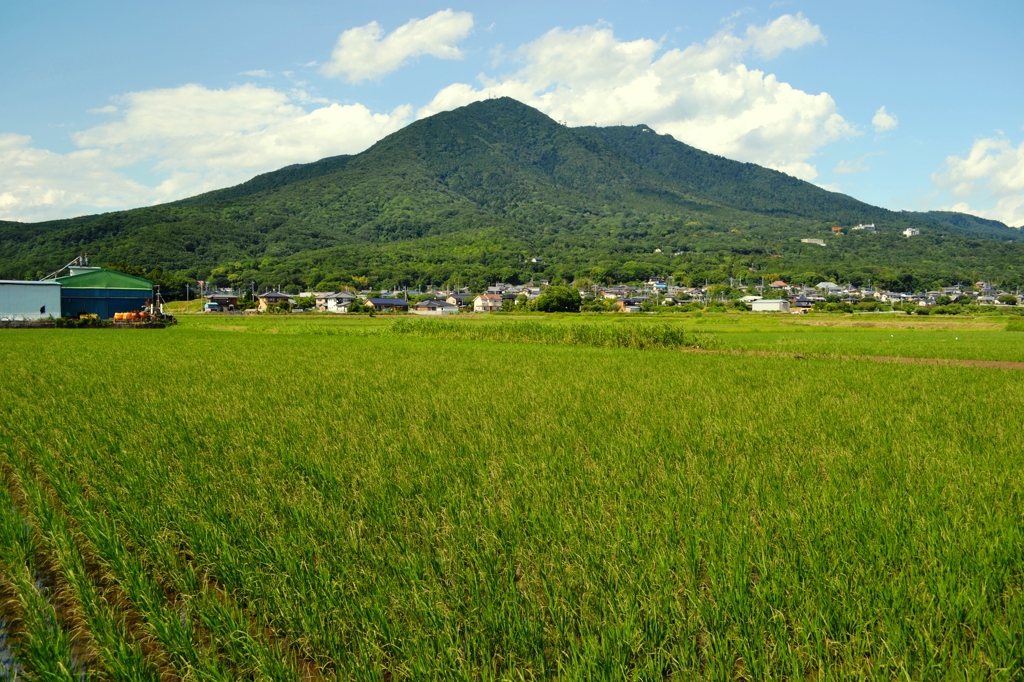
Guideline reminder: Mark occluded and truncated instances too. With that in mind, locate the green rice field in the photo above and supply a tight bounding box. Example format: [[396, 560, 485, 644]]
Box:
[[1, 313, 1022, 679]]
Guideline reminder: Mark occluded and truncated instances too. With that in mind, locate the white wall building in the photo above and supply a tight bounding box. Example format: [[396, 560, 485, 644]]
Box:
[[0, 281, 62, 320], [903, 228, 920, 237], [412, 300, 458, 316], [752, 298, 791, 313]]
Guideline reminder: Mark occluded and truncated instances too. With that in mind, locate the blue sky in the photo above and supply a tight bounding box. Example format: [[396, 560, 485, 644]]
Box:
[[2, 1, 1023, 225]]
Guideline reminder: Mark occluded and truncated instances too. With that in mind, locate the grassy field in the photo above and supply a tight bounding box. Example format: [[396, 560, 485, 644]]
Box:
[[1, 314, 1022, 679]]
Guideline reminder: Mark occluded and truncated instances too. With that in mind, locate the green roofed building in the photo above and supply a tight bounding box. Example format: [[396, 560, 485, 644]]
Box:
[[56, 267, 153, 319]]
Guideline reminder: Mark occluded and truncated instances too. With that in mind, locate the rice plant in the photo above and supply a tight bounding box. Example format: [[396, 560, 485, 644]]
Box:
[[0, 320, 1021, 679]]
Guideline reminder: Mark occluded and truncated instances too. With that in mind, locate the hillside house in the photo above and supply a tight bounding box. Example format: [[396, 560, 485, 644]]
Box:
[[903, 228, 920, 237]]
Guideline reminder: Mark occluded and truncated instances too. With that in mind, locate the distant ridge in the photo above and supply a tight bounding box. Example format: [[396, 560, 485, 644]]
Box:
[[1, 97, 1021, 291]]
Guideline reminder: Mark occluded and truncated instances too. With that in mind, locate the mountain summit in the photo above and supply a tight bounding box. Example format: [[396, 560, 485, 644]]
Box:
[[2, 97, 1021, 291]]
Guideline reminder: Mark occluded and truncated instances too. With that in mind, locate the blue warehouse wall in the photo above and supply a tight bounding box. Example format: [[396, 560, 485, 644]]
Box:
[[61, 288, 151, 319]]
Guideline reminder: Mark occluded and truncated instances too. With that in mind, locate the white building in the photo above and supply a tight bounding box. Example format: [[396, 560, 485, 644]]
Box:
[[801, 238, 827, 246], [751, 298, 791, 313], [903, 228, 920, 237], [851, 223, 877, 232], [0, 280, 62, 320], [320, 292, 356, 313], [473, 294, 503, 312], [412, 299, 458, 316]]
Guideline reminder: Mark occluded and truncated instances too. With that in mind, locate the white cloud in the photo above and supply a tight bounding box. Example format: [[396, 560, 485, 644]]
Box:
[[933, 136, 1024, 227], [834, 159, 866, 175], [872, 106, 898, 132], [321, 9, 474, 83], [241, 69, 272, 78], [88, 105, 119, 115], [834, 152, 883, 175], [0, 84, 411, 222], [420, 15, 851, 181], [745, 13, 824, 60]]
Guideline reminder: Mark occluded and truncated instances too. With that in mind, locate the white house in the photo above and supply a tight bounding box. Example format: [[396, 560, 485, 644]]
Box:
[[903, 228, 920, 237], [320, 292, 356, 313], [473, 293, 503, 312], [412, 299, 458, 316], [0, 280, 62, 320], [752, 298, 791, 313]]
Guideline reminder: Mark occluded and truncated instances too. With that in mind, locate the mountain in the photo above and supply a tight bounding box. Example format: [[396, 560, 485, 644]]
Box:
[[1, 97, 1020, 294]]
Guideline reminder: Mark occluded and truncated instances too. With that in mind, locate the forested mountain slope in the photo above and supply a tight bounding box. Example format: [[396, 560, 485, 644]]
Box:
[[0, 97, 1020, 293]]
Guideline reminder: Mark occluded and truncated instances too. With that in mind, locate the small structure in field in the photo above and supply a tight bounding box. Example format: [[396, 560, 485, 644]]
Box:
[[473, 293, 503, 312], [752, 299, 790, 313], [412, 300, 458, 316]]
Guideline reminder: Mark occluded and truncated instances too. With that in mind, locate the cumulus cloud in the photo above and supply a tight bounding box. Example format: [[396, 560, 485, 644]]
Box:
[[241, 69, 272, 78], [745, 12, 825, 60], [872, 106, 898, 132], [420, 14, 849, 180], [321, 9, 474, 83], [0, 84, 411, 222], [933, 136, 1024, 227]]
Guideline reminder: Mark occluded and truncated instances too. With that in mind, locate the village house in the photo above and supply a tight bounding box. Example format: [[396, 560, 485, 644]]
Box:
[[257, 291, 292, 312], [412, 299, 458, 316], [364, 298, 409, 312], [319, 292, 356, 313], [616, 298, 643, 313], [205, 292, 238, 311], [446, 293, 474, 309], [473, 293, 503, 312]]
